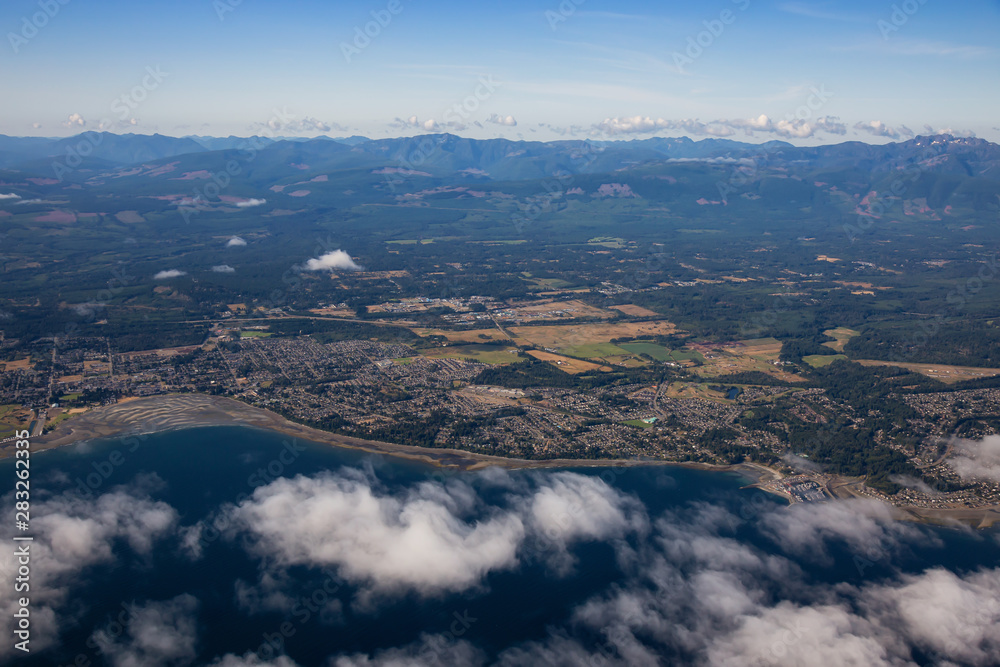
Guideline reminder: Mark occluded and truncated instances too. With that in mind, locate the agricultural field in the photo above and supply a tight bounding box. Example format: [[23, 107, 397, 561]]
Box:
[[2, 358, 33, 372], [240, 331, 273, 338], [822, 328, 860, 352], [509, 320, 678, 351], [856, 360, 1000, 384], [526, 350, 612, 374], [562, 343, 631, 359], [412, 328, 511, 343], [422, 345, 522, 365], [663, 382, 736, 403], [610, 304, 662, 317], [620, 342, 675, 362], [0, 404, 31, 439], [804, 354, 848, 368], [694, 339, 806, 382]]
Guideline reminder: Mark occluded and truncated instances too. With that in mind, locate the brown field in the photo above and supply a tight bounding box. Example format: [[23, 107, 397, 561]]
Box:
[[822, 328, 859, 352], [118, 345, 202, 358], [57, 375, 84, 383], [2, 358, 32, 371], [697, 340, 806, 383], [526, 350, 611, 374], [856, 360, 1000, 384], [510, 321, 678, 350], [411, 328, 511, 343], [610, 304, 662, 317], [665, 382, 734, 402], [308, 307, 355, 317], [499, 299, 610, 319]]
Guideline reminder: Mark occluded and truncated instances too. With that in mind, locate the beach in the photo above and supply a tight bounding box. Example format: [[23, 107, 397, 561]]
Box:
[[8, 393, 999, 528]]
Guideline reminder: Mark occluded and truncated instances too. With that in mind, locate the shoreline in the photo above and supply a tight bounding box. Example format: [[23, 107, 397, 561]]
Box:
[[7, 394, 999, 528]]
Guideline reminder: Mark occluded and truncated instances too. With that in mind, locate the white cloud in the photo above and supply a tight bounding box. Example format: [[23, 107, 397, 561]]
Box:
[[304, 250, 362, 272], [217, 470, 646, 602], [391, 116, 466, 132], [235, 198, 267, 208], [90, 594, 200, 667], [923, 125, 977, 138], [947, 435, 1000, 483], [226, 236, 247, 247], [224, 472, 525, 596], [254, 116, 346, 134], [0, 193, 21, 200], [594, 114, 847, 139], [854, 121, 915, 140], [210, 654, 302, 667], [331, 633, 486, 667], [212, 265, 236, 273], [153, 269, 187, 280], [486, 114, 518, 127], [63, 113, 86, 128], [0, 480, 179, 660], [760, 498, 925, 563]]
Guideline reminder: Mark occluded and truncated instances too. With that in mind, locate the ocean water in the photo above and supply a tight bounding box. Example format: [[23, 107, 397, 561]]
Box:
[[3, 425, 999, 666]]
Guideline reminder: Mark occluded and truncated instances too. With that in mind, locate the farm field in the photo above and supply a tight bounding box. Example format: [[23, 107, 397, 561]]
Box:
[[822, 328, 860, 351], [526, 350, 612, 374], [695, 340, 806, 382], [509, 320, 678, 351], [610, 304, 662, 317], [0, 404, 31, 438], [412, 328, 511, 343], [620, 342, 676, 362], [804, 354, 848, 368], [856, 360, 1000, 383], [422, 345, 522, 365]]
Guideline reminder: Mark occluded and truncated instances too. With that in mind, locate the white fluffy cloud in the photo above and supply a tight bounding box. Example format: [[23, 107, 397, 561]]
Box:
[[304, 250, 362, 272], [235, 198, 267, 208], [947, 435, 1000, 483], [854, 121, 916, 140], [0, 481, 179, 660], [486, 114, 517, 127], [391, 116, 466, 132], [64, 113, 86, 128], [594, 114, 848, 139], [227, 236, 248, 247], [218, 470, 646, 600], [90, 594, 200, 667], [153, 269, 187, 280], [0, 193, 21, 200], [256, 116, 346, 134], [212, 265, 236, 273], [224, 472, 526, 595]]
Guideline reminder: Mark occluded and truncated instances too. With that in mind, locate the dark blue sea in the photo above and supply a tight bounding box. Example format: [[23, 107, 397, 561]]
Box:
[[3, 426, 998, 666]]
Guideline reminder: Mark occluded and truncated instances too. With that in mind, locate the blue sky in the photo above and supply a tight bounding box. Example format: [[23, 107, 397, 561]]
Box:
[[1, 0, 998, 143]]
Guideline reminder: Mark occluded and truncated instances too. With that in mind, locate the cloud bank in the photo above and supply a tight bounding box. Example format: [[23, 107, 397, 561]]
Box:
[[948, 435, 1000, 483], [594, 114, 847, 139], [235, 198, 267, 208]]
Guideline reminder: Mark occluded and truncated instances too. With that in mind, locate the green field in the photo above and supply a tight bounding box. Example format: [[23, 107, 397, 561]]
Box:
[[670, 349, 705, 363], [425, 345, 522, 365], [620, 342, 674, 361], [563, 343, 631, 359], [241, 331, 272, 338], [623, 419, 656, 429], [804, 354, 848, 368]]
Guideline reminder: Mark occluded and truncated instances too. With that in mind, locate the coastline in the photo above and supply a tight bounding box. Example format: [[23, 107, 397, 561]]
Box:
[[6, 393, 777, 480], [7, 393, 998, 528]]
